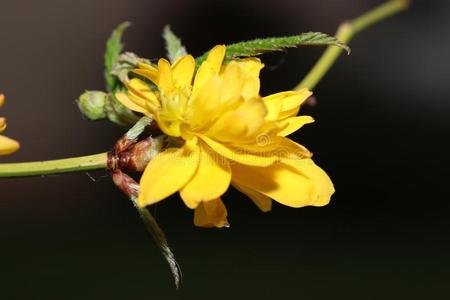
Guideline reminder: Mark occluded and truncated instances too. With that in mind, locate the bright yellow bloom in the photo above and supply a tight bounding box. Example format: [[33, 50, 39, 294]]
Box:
[[116, 45, 334, 227], [0, 94, 20, 156]]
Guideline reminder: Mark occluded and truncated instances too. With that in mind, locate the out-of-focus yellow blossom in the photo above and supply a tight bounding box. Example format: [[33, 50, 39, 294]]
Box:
[[116, 45, 334, 228], [0, 94, 20, 156]]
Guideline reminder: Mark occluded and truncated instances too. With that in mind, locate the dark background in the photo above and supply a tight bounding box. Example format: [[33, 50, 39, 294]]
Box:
[[1, 0, 449, 299]]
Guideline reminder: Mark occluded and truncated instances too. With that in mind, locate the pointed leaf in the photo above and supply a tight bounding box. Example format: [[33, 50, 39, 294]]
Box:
[[163, 25, 187, 63], [104, 22, 130, 91], [195, 32, 350, 67], [112, 170, 182, 289]]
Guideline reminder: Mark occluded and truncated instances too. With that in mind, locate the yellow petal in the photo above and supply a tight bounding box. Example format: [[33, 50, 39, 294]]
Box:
[[157, 58, 174, 93], [218, 62, 244, 106], [277, 116, 314, 136], [191, 45, 225, 96], [264, 96, 283, 121], [156, 119, 182, 137], [233, 182, 272, 212], [280, 88, 312, 112], [138, 140, 200, 207], [241, 77, 260, 101], [192, 61, 215, 96], [206, 97, 267, 143], [198, 134, 278, 167], [180, 144, 231, 208], [264, 89, 312, 120], [171, 55, 195, 88], [133, 69, 159, 85], [115, 92, 149, 115], [138, 62, 159, 73], [274, 137, 313, 159], [282, 158, 335, 207], [263, 91, 295, 115], [237, 58, 264, 78], [194, 198, 228, 228], [186, 75, 221, 128], [218, 59, 263, 102], [0, 118, 6, 133], [135, 63, 159, 83], [231, 158, 333, 208], [128, 78, 160, 109], [231, 132, 283, 152], [0, 94, 4, 108], [0, 135, 20, 156], [206, 45, 226, 73], [235, 135, 312, 160], [236, 58, 264, 100]]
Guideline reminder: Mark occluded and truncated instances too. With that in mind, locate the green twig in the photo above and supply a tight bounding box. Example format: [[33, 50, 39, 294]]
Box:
[[296, 0, 409, 90], [0, 152, 108, 178]]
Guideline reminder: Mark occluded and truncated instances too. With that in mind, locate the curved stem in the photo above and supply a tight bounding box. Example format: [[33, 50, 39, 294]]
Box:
[[0, 152, 108, 178], [296, 0, 409, 90]]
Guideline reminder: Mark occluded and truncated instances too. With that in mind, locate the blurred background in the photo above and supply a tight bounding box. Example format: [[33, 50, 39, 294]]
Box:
[[1, 0, 449, 299]]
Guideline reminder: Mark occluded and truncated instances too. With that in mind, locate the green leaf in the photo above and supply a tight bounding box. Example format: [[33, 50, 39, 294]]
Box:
[[111, 165, 182, 289], [163, 25, 187, 63], [137, 206, 182, 289], [195, 32, 350, 67], [125, 116, 152, 140], [104, 22, 130, 92]]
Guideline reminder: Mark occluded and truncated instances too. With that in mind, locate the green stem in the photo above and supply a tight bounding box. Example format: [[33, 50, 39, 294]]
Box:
[[0, 152, 108, 178], [296, 0, 409, 90]]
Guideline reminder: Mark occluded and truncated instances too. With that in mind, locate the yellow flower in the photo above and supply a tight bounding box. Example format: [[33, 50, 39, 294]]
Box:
[[0, 94, 20, 156], [116, 45, 334, 228]]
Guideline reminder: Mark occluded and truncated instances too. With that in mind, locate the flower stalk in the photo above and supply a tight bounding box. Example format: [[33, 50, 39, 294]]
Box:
[[0, 153, 108, 178], [296, 0, 410, 90]]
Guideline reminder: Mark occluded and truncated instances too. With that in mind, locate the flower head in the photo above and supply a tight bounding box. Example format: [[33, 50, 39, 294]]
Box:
[[0, 94, 20, 156], [116, 45, 334, 227]]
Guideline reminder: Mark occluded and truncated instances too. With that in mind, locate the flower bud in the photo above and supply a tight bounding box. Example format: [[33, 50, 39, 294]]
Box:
[[109, 135, 166, 172], [122, 135, 166, 172], [78, 91, 140, 126], [78, 91, 108, 120]]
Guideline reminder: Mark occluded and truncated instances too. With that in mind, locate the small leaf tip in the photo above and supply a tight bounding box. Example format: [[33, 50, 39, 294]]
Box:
[[118, 21, 131, 29]]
